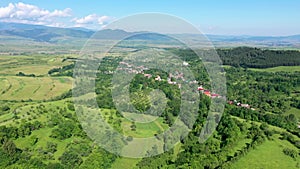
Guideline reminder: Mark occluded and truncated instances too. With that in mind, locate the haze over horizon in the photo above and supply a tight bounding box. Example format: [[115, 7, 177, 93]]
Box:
[[0, 0, 299, 36]]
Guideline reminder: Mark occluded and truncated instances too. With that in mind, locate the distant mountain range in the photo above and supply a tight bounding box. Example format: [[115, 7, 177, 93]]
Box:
[[0, 22, 300, 48]]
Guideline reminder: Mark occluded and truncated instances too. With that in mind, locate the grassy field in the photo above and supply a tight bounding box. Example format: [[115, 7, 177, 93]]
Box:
[[15, 127, 84, 163], [223, 65, 300, 72], [9, 99, 79, 162], [0, 99, 72, 126], [0, 54, 73, 76], [121, 117, 169, 138], [0, 76, 72, 101], [99, 108, 169, 138], [231, 135, 300, 169], [285, 107, 300, 119], [110, 157, 140, 169], [249, 66, 300, 72], [0, 54, 74, 101]]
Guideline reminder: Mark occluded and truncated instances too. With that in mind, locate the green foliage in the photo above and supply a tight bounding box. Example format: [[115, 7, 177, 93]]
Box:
[[79, 149, 116, 169], [1, 105, 10, 112], [16, 71, 36, 77], [283, 148, 298, 159], [1, 48, 300, 168], [48, 64, 74, 76], [217, 47, 300, 68], [46, 142, 57, 153], [59, 149, 83, 167], [50, 120, 76, 140], [2, 140, 19, 157]]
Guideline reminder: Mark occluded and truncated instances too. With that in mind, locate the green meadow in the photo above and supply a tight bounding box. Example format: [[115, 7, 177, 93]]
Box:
[[231, 136, 300, 169], [250, 66, 300, 72]]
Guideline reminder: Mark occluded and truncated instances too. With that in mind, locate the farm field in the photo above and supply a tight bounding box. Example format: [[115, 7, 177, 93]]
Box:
[[0, 54, 74, 101], [0, 54, 73, 76], [0, 76, 72, 101]]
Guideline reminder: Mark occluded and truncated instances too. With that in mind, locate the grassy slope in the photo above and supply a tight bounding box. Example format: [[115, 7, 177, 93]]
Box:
[[0, 54, 72, 76], [223, 65, 300, 72], [249, 66, 300, 72], [0, 54, 73, 101], [231, 136, 300, 169], [110, 158, 141, 169], [0, 76, 72, 101], [285, 107, 300, 119], [9, 99, 77, 163]]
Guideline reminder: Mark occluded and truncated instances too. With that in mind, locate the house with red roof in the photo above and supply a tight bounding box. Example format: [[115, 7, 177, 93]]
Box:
[[203, 90, 211, 97], [211, 93, 220, 98]]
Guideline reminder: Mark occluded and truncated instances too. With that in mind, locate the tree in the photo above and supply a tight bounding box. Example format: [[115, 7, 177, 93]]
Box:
[[46, 142, 57, 153], [283, 148, 298, 159], [59, 149, 83, 167], [2, 140, 19, 157]]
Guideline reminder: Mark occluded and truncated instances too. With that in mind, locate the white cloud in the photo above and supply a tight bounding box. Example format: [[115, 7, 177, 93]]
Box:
[[73, 14, 112, 29], [0, 3, 14, 18], [0, 2, 72, 27], [0, 2, 113, 29]]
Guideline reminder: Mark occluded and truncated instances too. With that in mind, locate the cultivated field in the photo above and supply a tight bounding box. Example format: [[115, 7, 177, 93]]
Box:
[[0, 76, 72, 101]]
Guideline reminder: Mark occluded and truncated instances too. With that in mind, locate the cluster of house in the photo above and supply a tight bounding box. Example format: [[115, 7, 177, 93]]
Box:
[[197, 85, 255, 110], [117, 61, 148, 74], [118, 60, 193, 90], [197, 86, 221, 98], [117, 60, 254, 110], [228, 100, 255, 110]]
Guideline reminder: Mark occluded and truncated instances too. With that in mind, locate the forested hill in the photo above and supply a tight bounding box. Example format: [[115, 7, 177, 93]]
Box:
[[217, 47, 300, 68]]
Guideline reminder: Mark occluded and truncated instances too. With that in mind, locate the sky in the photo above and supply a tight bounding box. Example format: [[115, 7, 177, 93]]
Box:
[[0, 0, 299, 36]]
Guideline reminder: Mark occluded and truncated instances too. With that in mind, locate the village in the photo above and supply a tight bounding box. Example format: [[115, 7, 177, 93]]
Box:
[[116, 60, 255, 111]]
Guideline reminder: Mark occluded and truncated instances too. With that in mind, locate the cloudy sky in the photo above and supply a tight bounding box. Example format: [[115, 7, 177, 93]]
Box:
[[0, 0, 299, 36]]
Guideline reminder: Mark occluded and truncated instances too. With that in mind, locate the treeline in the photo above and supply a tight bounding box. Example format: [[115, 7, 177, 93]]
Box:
[[16, 72, 36, 77], [226, 105, 297, 131], [226, 67, 300, 114], [217, 47, 300, 68], [48, 64, 74, 76]]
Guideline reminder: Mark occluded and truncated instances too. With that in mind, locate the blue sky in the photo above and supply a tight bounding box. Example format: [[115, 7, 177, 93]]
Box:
[[0, 0, 299, 36]]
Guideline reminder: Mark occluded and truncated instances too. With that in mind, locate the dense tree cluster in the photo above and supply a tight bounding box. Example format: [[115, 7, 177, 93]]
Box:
[[217, 47, 300, 68], [48, 64, 74, 76]]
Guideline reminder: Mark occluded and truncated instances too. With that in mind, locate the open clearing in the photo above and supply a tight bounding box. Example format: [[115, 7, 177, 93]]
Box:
[[0, 54, 73, 76], [231, 135, 300, 169], [285, 107, 300, 119], [223, 65, 300, 72], [0, 76, 72, 101], [249, 66, 300, 72]]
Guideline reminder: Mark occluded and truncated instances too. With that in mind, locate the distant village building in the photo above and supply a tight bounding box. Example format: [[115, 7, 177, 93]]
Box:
[[197, 86, 204, 91], [144, 74, 152, 78], [211, 93, 220, 98], [190, 80, 198, 84], [240, 104, 250, 108], [183, 61, 189, 66], [155, 75, 162, 81], [204, 90, 211, 97], [178, 84, 182, 89]]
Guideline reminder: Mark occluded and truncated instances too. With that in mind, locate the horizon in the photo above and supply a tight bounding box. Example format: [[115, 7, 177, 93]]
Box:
[[0, 1, 299, 36], [1, 21, 300, 38]]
